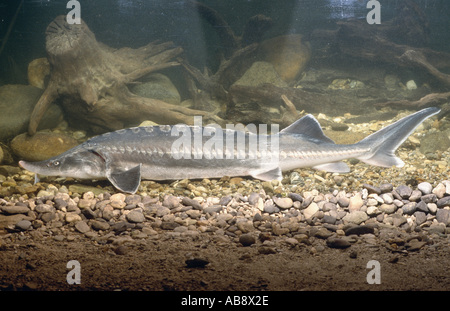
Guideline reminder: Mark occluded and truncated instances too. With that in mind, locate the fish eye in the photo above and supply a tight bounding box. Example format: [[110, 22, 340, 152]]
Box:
[[46, 160, 60, 167]]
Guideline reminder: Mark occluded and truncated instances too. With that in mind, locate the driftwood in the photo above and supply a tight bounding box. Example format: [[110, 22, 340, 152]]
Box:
[[181, 1, 273, 110], [28, 15, 223, 135]]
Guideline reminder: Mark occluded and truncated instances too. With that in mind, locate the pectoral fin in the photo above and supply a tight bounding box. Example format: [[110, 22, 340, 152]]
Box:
[[106, 164, 142, 194]]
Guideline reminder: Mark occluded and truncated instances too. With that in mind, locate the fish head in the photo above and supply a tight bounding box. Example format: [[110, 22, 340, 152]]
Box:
[[19, 146, 106, 179]]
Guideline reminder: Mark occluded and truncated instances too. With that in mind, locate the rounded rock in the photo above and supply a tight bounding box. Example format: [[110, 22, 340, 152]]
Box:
[[126, 211, 145, 223], [418, 182, 432, 195], [273, 197, 293, 209], [15, 219, 32, 231], [239, 234, 256, 247]]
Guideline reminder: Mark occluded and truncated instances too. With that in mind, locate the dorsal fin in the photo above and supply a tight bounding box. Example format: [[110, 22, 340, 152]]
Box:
[[281, 114, 335, 144]]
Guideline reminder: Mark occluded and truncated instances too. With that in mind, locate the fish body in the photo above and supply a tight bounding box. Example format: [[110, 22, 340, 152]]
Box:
[[19, 107, 440, 193]]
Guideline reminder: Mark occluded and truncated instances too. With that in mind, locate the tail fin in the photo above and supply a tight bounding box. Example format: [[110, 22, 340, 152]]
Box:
[[356, 107, 440, 167]]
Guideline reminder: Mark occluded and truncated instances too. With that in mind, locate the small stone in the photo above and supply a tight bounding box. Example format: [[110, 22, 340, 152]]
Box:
[[396, 185, 412, 199], [219, 196, 233, 206], [337, 197, 350, 207], [344, 225, 375, 236], [75, 221, 90, 233], [65, 212, 82, 223], [326, 237, 351, 249], [415, 201, 429, 213], [15, 219, 32, 231], [363, 184, 381, 194], [284, 237, 299, 247], [432, 183, 446, 199], [303, 202, 319, 219], [421, 194, 437, 204], [414, 211, 427, 226], [312, 227, 333, 239], [1, 205, 30, 215], [406, 240, 426, 251], [162, 195, 180, 209], [402, 202, 417, 215], [181, 197, 202, 210], [239, 234, 256, 246], [186, 209, 202, 219], [427, 203, 438, 214], [322, 214, 336, 224], [263, 203, 279, 214], [348, 193, 364, 212], [343, 211, 368, 224], [90, 219, 110, 231], [41, 212, 55, 223], [380, 193, 394, 204], [288, 193, 303, 202], [366, 206, 381, 216], [379, 204, 397, 214], [379, 183, 394, 193], [110, 193, 126, 209], [156, 206, 171, 217], [428, 224, 446, 235], [409, 190, 422, 202], [160, 221, 180, 230], [418, 182, 432, 195], [273, 197, 293, 209], [436, 209, 450, 225], [114, 245, 128, 255], [126, 210, 145, 223], [203, 205, 223, 214], [436, 196, 450, 208], [237, 221, 254, 233]]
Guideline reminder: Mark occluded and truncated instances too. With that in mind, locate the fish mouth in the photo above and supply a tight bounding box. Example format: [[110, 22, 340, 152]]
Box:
[[18, 160, 28, 169]]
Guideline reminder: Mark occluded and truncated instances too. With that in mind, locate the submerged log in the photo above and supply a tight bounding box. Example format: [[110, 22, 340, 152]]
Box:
[[28, 15, 223, 135]]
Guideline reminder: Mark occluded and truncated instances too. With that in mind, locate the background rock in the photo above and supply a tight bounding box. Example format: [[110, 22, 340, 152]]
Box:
[[257, 34, 311, 82], [27, 58, 50, 89], [11, 131, 79, 161], [130, 73, 181, 105], [0, 84, 63, 141]]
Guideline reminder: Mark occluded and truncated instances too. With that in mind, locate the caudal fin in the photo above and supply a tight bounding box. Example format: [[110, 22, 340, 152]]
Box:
[[356, 107, 440, 167]]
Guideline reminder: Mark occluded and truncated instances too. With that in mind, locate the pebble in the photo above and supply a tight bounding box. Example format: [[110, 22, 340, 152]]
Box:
[[15, 219, 32, 231], [273, 197, 293, 209], [344, 225, 375, 236], [1, 168, 449, 255], [343, 211, 368, 224], [303, 202, 319, 219], [326, 237, 351, 249], [436, 209, 449, 225], [418, 182, 432, 195], [1, 205, 30, 215], [75, 221, 90, 233], [348, 193, 364, 212], [181, 197, 202, 210], [239, 234, 256, 247], [126, 210, 145, 223]]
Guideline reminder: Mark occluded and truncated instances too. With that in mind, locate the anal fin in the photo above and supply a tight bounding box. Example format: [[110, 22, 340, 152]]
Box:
[[106, 164, 142, 194]]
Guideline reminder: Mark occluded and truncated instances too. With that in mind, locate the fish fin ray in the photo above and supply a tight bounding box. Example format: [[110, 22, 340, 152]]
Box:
[[106, 164, 142, 194], [281, 114, 335, 144], [357, 107, 440, 168]]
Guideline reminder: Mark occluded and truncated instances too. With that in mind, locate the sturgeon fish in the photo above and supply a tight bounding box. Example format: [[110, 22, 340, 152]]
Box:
[[19, 107, 440, 194]]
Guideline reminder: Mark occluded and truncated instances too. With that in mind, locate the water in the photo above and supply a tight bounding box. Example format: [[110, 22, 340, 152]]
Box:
[[0, 0, 449, 134]]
